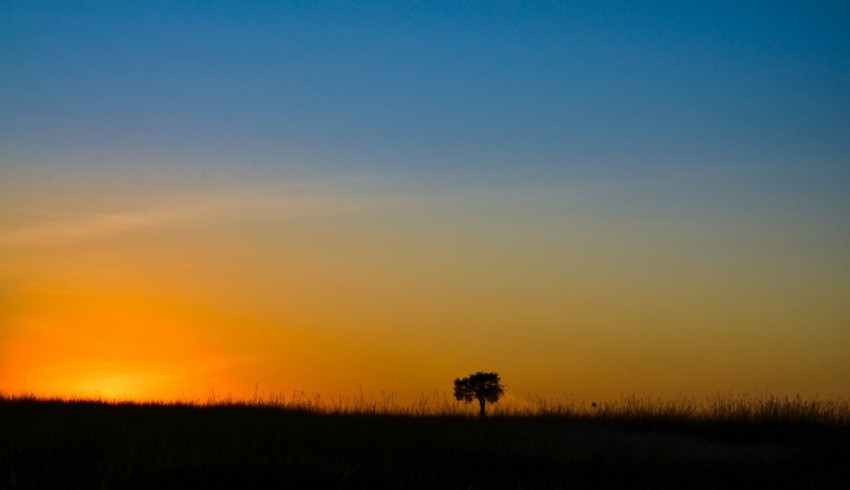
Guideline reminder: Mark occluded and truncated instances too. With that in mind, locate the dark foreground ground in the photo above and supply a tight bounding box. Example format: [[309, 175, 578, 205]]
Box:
[[2, 397, 848, 489]]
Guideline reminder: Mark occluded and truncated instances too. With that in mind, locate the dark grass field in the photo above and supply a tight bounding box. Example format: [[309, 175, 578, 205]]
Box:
[[2, 394, 849, 489]]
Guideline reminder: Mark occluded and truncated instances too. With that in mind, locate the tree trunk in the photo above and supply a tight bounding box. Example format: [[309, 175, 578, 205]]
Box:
[[478, 398, 486, 417]]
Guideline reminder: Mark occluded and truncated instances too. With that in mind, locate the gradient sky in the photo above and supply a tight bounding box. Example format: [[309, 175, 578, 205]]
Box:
[[2, 1, 849, 404]]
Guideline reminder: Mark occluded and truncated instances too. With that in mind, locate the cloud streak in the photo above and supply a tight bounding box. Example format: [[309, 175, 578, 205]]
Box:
[[0, 182, 391, 247], [0, 162, 767, 248]]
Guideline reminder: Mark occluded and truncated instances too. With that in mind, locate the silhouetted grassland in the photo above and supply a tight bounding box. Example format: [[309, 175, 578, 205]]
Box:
[[2, 393, 848, 489]]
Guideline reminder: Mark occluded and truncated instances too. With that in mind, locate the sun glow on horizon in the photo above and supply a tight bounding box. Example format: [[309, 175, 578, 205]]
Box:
[[2, 171, 848, 403]]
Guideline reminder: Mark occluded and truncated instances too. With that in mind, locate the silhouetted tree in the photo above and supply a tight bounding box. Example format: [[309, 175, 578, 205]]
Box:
[[453, 371, 504, 417]]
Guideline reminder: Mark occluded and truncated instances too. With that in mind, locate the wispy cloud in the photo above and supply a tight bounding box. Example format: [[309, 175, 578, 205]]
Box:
[[1, 163, 766, 248], [0, 181, 402, 247]]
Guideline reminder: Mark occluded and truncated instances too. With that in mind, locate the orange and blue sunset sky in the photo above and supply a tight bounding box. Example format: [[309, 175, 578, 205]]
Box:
[[2, 1, 849, 404]]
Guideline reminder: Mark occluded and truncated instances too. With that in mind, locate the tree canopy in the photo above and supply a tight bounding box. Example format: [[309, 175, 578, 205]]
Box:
[[453, 371, 504, 417]]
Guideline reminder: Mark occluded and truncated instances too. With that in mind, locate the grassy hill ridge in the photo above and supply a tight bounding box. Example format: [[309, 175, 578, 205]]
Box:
[[2, 394, 848, 489]]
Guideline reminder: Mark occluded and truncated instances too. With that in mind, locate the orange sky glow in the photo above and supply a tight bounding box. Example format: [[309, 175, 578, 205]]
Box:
[[2, 165, 848, 405]]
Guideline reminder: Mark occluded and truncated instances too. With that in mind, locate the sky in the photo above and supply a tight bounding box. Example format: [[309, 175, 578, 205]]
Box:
[[1, 1, 849, 404]]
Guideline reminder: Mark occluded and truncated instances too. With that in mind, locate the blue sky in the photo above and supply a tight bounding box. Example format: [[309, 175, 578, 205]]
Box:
[[3, 1, 848, 181]]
